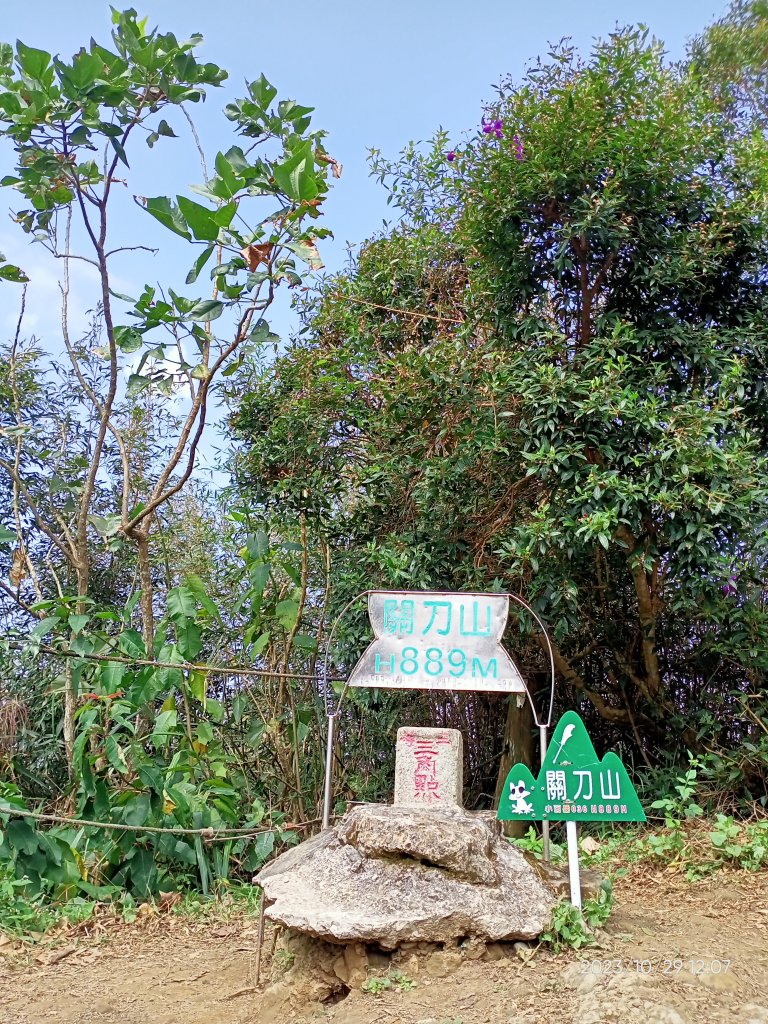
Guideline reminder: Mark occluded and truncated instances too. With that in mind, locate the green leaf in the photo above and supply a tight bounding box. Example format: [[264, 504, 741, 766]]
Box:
[[184, 573, 221, 620], [176, 620, 202, 660], [142, 196, 191, 240], [248, 74, 277, 111], [0, 262, 29, 283], [177, 196, 221, 242], [105, 735, 128, 774], [172, 839, 198, 866], [286, 239, 324, 271], [77, 881, 122, 899], [114, 326, 143, 353], [157, 118, 177, 139], [16, 41, 51, 81], [100, 660, 125, 692], [109, 135, 129, 167], [88, 514, 122, 538], [249, 562, 270, 595], [152, 709, 178, 742], [31, 616, 60, 639], [68, 614, 89, 635], [0, 526, 17, 543], [248, 631, 270, 656], [247, 530, 270, 560], [206, 699, 224, 723], [249, 318, 280, 344], [167, 586, 196, 622], [213, 151, 242, 199], [273, 142, 319, 202], [118, 629, 146, 659], [194, 835, 211, 895], [128, 847, 154, 897], [186, 298, 224, 322], [126, 372, 150, 396], [249, 829, 275, 867], [185, 244, 215, 284], [291, 634, 317, 651], [7, 818, 38, 855], [66, 50, 103, 91], [275, 598, 299, 629], [189, 669, 208, 704], [196, 721, 214, 744]]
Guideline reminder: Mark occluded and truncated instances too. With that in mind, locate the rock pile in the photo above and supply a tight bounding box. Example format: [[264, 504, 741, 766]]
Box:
[[256, 803, 556, 947]]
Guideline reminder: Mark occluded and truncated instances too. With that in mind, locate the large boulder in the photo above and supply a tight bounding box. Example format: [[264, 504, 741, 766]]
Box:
[[256, 804, 556, 947]]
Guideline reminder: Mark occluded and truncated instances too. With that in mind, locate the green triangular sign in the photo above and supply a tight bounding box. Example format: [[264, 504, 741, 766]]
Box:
[[498, 711, 646, 823]]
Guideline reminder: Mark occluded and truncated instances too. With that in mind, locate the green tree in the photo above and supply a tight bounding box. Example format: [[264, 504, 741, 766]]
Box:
[[0, 9, 335, 771], [234, 27, 768, 803]]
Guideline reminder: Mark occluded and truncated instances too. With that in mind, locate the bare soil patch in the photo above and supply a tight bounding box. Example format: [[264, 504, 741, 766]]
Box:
[[1, 867, 766, 1024]]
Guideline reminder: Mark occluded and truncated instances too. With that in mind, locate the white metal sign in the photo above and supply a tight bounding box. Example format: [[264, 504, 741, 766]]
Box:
[[347, 591, 525, 693]]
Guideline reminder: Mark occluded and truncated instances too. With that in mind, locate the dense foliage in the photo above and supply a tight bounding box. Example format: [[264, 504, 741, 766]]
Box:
[[234, 20, 768, 802], [1, 4, 767, 927], [0, 10, 337, 900]]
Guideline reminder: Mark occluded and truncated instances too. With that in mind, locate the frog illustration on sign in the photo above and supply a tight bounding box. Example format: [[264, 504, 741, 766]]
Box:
[[508, 778, 534, 815]]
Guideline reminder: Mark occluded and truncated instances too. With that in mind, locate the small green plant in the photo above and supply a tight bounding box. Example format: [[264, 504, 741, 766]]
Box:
[[641, 760, 711, 873], [362, 970, 415, 994], [650, 764, 704, 823], [0, 867, 54, 938], [541, 880, 614, 952], [390, 968, 415, 991], [709, 815, 768, 871], [362, 976, 392, 995], [509, 826, 566, 863], [541, 900, 595, 952], [581, 877, 614, 929], [272, 948, 296, 973]]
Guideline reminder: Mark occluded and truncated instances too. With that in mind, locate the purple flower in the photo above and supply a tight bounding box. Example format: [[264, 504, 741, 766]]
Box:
[[481, 117, 506, 141], [446, 150, 457, 162], [722, 576, 738, 597], [482, 117, 504, 137], [512, 134, 524, 160]]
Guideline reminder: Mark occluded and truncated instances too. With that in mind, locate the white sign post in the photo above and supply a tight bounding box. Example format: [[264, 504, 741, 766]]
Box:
[[565, 821, 582, 909]]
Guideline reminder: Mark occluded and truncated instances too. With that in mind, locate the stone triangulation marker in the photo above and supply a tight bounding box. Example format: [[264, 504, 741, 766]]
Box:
[[498, 711, 645, 822], [394, 726, 463, 809]]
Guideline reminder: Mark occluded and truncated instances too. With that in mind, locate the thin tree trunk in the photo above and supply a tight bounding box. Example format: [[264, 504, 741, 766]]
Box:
[[63, 660, 76, 776], [135, 525, 155, 736], [136, 528, 155, 655], [494, 694, 533, 838], [65, 560, 91, 778]]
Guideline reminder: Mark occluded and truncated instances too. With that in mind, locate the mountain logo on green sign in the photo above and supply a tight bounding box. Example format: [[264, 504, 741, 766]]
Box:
[[498, 711, 646, 823]]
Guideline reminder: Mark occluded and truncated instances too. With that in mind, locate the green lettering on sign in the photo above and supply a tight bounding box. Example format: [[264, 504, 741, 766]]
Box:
[[497, 711, 646, 822]]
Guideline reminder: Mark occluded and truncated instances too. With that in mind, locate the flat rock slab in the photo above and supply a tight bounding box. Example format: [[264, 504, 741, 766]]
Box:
[[336, 803, 497, 884], [256, 804, 555, 947]]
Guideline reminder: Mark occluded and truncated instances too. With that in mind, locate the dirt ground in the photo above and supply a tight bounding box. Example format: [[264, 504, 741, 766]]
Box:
[[1, 867, 767, 1024]]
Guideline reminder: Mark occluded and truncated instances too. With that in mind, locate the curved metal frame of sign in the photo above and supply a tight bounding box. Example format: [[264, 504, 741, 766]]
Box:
[[320, 589, 557, 859]]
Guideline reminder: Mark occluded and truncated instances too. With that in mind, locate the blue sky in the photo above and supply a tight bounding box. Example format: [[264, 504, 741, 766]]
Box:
[[0, 0, 726, 471], [2, 0, 725, 274]]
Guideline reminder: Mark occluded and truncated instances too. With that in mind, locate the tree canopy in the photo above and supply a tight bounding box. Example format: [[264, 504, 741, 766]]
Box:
[[234, 22, 768, 799]]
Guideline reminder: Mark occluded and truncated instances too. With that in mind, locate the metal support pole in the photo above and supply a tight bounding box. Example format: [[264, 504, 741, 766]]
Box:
[[254, 885, 266, 984], [539, 723, 550, 862], [321, 712, 337, 830]]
